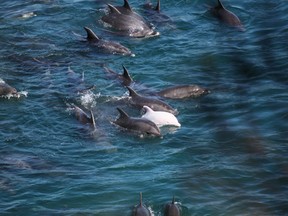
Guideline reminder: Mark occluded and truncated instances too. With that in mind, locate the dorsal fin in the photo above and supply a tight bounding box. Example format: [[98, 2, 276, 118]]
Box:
[[116, 107, 129, 119], [122, 65, 133, 82], [123, 0, 132, 11], [155, 0, 160, 12], [139, 192, 143, 207], [172, 196, 175, 204], [90, 110, 96, 129], [217, 0, 224, 9], [108, 4, 122, 14], [126, 86, 139, 97], [84, 27, 99, 41]]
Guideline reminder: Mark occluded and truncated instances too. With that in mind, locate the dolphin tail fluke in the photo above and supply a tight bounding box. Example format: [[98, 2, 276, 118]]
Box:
[[155, 0, 160, 12], [123, 0, 132, 11], [84, 27, 100, 41]]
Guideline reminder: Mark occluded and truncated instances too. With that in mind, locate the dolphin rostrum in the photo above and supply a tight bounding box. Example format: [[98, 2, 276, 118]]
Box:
[[211, 0, 244, 30], [132, 192, 152, 216], [113, 108, 161, 136], [164, 196, 180, 216], [126, 86, 177, 115], [84, 27, 134, 56]]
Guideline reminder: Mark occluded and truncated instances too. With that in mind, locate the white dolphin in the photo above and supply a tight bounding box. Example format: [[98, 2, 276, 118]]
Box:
[[141, 105, 181, 127]]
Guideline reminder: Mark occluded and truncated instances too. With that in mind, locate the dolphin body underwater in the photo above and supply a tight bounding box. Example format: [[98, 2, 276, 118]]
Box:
[[113, 108, 161, 136], [84, 27, 134, 56], [211, 0, 244, 30], [101, 2, 159, 38]]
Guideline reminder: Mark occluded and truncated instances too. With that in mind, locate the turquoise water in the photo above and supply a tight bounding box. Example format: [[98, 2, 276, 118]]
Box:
[[1, 0, 288, 215]]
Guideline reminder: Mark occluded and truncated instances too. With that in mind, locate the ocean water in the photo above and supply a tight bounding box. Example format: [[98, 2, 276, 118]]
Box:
[[1, 0, 288, 215]]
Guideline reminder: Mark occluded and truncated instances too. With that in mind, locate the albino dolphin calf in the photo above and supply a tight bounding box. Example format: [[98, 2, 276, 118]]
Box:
[[127, 86, 177, 115], [113, 108, 161, 136], [84, 27, 134, 56], [164, 196, 180, 216], [132, 192, 152, 216], [157, 84, 210, 99], [211, 0, 244, 30], [101, 4, 159, 38], [141, 106, 180, 127]]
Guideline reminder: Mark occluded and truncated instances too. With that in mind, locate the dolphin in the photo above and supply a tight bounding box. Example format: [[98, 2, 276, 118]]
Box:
[[142, 0, 172, 25], [113, 108, 161, 136], [101, 4, 159, 38], [132, 192, 152, 216], [164, 196, 180, 216], [0, 81, 18, 97], [84, 27, 134, 56], [157, 84, 210, 99], [141, 106, 180, 127], [103, 65, 133, 86], [72, 105, 96, 129], [211, 0, 244, 30], [126, 86, 177, 115]]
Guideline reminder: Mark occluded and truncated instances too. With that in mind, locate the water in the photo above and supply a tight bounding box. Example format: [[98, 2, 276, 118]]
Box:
[[1, 0, 288, 215]]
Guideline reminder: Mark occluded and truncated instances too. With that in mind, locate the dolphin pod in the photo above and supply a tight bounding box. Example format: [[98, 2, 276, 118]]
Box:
[[211, 0, 244, 30], [127, 86, 177, 115], [101, 3, 159, 38], [141, 105, 181, 127], [113, 107, 161, 136], [164, 196, 180, 216], [132, 192, 152, 216], [84, 27, 134, 56]]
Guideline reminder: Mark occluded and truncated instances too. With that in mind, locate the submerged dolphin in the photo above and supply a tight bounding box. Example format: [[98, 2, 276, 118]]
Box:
[[141, 106, 180, 127], [164, 196, 180, 216], [143, 0, 172, 24], [103, 65, 133, 86], [126, 86, 177, 115], [72, 105, 96, 129], [84, 27, 134, 56], [0, 82, 18, 97], [113, 107, 161, 136], [157, 84, 210, 99], [211, 0, 244, 30], [132, 192, 152, 216], [101, 4, 159, 38]]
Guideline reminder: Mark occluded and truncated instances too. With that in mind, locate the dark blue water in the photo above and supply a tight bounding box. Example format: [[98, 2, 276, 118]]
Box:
[[1, 0, 288, 215]]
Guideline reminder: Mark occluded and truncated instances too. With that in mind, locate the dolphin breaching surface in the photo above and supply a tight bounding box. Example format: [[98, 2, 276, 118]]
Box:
[[1, 0, 287, 215]]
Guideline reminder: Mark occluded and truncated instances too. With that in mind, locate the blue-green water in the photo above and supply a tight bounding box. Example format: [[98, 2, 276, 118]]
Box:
[[1, 0, 288, 215]]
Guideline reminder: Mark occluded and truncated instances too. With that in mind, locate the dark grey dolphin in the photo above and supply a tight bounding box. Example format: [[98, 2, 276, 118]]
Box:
[[126, 86, 177, 115], [132, 192, 152, 216], [0, 82, 18, 97], [103, 65, 133, 86], [143, 0, 173, 25], [72, 105, 96, 129], [211, 0, 244, 30], [84, 27, 134, 56], [101, 4, 159, 38], [164, 196, 180, 216], [157, 84, 210, 99], [113, 108, 161, 136]]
